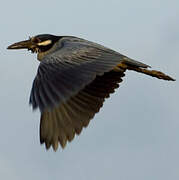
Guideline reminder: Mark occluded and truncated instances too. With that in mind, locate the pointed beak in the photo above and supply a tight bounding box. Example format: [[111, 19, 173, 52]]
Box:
[[7, 39, 32, 50]]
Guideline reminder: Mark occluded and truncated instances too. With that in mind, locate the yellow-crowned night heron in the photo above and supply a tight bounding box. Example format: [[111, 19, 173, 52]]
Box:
[[7, 34, 175, 151]]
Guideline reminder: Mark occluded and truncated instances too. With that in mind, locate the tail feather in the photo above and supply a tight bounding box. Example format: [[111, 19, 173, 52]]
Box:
[[127, 66, 175, 81], [117, 58, 175, 81]]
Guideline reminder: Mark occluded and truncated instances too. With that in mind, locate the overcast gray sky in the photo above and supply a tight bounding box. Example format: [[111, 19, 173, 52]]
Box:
[[1, 0, 179, 179]]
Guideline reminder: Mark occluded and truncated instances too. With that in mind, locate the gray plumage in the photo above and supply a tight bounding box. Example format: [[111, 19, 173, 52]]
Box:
[[7, 34, 175, 151]]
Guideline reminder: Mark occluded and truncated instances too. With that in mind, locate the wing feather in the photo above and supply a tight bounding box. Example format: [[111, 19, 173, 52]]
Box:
[[40, 70, 125, 150], [30, 37, 127, 112], [30, 37, 129, 150]]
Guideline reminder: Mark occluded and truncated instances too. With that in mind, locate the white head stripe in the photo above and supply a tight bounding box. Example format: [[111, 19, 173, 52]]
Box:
[[37, 40, 52, 46]]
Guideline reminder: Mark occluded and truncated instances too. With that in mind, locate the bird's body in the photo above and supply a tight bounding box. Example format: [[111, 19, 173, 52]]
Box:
[[7, 34, 175, 151]]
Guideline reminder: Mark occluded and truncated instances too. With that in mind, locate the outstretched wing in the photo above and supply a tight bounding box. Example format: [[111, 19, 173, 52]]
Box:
[[29, 37, 144, 150], [40, 70, 125, 150]]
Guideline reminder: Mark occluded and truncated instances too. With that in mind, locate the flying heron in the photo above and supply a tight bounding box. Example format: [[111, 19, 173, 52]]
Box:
[[7, 34, 175, 151]]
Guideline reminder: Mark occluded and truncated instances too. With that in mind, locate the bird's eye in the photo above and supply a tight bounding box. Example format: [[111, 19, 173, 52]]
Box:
[[31, 37, 40, 44]]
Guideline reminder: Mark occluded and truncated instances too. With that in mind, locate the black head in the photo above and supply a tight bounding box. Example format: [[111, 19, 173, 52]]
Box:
[[7, 34, 61, 53]]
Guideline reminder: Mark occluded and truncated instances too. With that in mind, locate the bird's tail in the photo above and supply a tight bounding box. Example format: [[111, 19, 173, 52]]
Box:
[[127, 66, 175, 81], [117, 57, 175, 81]]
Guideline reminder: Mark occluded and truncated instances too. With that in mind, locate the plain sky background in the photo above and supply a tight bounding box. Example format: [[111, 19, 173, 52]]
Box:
[[1, 0, 179, 179]]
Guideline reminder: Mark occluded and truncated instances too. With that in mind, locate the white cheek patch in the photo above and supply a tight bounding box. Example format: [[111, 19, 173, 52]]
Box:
[[37, 40, 52, 46]]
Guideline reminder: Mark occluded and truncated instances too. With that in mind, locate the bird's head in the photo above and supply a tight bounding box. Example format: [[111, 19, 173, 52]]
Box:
[[7, 34, 60, 53]]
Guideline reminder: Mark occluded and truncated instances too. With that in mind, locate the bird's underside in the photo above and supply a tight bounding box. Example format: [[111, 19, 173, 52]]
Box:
[[7, 34, 175, 151]]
